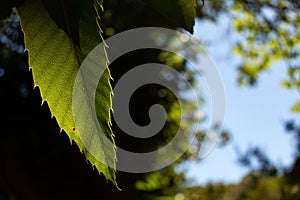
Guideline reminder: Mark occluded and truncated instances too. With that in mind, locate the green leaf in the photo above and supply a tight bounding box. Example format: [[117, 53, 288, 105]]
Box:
[[139, 0, 196, 33], [178, 0, 197, 32], [291, 101, 300, 114], [41, 0, 82, 47], [17, 0, 117, 185], [281, 81, 292, 89]]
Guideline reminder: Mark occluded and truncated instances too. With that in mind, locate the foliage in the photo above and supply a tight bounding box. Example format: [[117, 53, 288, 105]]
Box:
[[180, 173, 300, 200], [1, 0, 300, 199], [0, 0, 201, 185], [127, 0, 300, 199], [197, 0, 300, 88], [230, 0, 300, 88], [139, 0, 196, 33]]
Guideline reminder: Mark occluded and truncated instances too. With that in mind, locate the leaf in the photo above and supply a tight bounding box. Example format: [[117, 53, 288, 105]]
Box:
[[41, 0, 82, 46], [17, 0, 117, 185], [281, 81, 292, 89], [178, 0, 197, 32], [139, 0, 196, 33], [291, 101, 300, 114]]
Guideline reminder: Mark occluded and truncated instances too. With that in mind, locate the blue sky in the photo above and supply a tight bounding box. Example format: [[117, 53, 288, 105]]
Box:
[[184, 16, 299, 185]]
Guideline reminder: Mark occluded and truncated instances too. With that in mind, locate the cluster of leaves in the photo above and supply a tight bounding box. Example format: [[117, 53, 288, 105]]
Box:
[[198, 0, 300, 88], [230, 0, 300, 87], [194, 0, 300, 114]]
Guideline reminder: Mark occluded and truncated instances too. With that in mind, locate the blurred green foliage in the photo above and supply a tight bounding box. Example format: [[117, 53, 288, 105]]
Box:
[[131, 0, 300, 199], [181, 174, 299, 200], [199, 0, 300, 88]]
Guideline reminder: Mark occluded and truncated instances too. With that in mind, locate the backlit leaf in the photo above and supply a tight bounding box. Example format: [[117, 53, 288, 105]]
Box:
[[17, 0, 117, 185]]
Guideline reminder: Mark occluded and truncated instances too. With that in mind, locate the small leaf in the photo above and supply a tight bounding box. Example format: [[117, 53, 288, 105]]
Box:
[[291, 101, 300, 114], [281, 81, 292, 89]]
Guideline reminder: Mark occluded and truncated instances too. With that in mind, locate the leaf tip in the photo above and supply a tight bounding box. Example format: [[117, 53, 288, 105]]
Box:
[[40, 100, 45, 106]]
